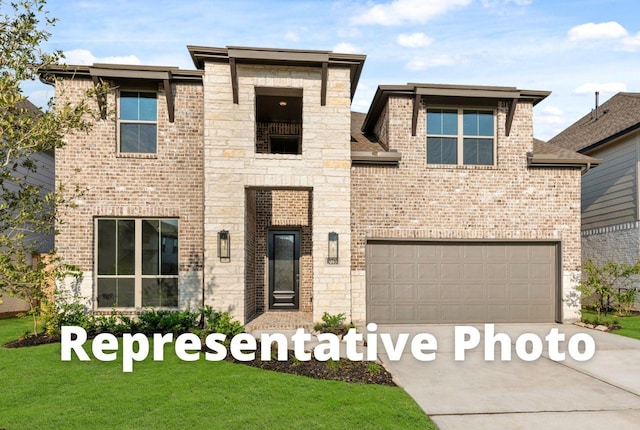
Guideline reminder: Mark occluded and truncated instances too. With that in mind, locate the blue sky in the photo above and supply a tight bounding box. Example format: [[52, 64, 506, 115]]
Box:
[[25, 0, 640, 140]]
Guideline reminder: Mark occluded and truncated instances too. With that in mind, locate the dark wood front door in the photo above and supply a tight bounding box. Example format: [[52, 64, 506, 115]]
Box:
[[268, 230, 300, 310]]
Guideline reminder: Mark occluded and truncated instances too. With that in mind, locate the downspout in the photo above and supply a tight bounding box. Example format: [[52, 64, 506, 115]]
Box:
[[581, 162, 592, 176]]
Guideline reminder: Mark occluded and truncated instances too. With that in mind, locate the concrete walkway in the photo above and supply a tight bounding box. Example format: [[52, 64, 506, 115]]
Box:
[[376, 324, 640, 430]]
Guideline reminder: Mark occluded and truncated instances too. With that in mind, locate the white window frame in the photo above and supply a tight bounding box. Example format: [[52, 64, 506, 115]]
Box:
[[426, 107, 497, 166], [117, 90, 158, 155], [94, 218, 179, 309]]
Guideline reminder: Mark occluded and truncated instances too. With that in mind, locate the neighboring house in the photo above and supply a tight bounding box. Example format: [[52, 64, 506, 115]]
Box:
[[549, 92, 640, 305], [44, 45, 595, 326], [0, 99, 55, 317]]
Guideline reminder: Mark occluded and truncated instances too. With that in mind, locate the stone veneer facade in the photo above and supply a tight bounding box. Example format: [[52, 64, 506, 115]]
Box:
[[54, 78, 204, 311], [203, 63, 352, 323], [351, 97, 583, 323]]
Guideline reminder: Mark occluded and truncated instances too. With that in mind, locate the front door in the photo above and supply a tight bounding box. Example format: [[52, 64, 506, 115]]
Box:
[[268, 230, 300, 310]]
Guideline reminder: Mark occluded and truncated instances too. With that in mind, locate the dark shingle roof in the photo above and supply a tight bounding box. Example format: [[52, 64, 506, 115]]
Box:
[[350, 111, 385, 152], [548, 93, 640, 153], [531, 138, 600, 166]]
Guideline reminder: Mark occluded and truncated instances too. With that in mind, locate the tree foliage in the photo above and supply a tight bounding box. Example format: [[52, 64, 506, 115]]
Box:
[[578, 259, 640, 320], [0, 0, 97, 334]]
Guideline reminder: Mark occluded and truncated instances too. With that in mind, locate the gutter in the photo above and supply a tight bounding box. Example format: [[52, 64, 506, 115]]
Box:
[[526, 152, 602, 169], [351, 150, 401, 165]]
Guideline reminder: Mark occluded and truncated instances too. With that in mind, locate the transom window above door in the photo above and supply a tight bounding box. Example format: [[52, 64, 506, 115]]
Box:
[[426, 108, 495, 166]]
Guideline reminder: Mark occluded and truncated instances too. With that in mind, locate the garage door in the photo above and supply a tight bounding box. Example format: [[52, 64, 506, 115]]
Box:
[[366, 241, 558, 324]]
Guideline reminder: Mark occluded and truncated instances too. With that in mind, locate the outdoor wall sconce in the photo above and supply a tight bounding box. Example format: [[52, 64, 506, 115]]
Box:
[[327, 232, 339, 264], [218, 230, 230, 262]]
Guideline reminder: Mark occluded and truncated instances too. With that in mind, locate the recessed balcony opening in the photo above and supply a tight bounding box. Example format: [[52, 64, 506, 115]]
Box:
[[255, 87, 303, 154]]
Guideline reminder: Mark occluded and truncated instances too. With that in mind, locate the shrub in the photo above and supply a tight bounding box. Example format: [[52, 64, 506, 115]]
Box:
[[200, 305, 244, 338], [578, 259, 640, 319], [314, 312, 354, 336], [42, 300, 96, 335], [614, 288, 638, 316], [366, 362, 382, 376], [137, 309, 199, 335]]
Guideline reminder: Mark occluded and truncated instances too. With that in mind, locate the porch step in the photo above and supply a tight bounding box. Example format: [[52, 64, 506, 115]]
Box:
[[244, 312, 314, 333]]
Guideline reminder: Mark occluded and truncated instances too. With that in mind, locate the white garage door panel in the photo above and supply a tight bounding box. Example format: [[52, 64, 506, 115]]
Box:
[[366, 242, 558, 324]]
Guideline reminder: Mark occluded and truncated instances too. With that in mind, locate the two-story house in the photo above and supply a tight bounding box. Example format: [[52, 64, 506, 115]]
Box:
[[45, 45, 594, 326], [549, 93, 640, 308]]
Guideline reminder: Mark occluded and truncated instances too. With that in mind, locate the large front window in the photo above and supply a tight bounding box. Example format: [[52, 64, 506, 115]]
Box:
[[427, 109, 495, 166], [118, 91, 157, 154], [96, 218, 178, 308]]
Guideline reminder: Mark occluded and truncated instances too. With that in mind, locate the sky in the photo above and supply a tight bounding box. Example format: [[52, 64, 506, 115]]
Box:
[[22, 0, 640, 140]]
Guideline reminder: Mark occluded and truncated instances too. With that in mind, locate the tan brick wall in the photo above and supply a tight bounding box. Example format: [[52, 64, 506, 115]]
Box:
[[0, 296, 30, 316], [351, 96, 583, 322], [55, 78, 204, 310]]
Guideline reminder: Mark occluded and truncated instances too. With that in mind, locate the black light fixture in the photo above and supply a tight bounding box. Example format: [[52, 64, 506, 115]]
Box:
[[327, 232, 338, 264], [218, 230, 230, 262]]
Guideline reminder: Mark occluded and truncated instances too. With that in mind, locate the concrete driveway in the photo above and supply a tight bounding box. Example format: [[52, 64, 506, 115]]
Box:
[[376, 324, 640, 430]]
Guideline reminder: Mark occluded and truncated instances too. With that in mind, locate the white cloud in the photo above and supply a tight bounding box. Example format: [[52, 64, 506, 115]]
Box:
[[406, 54, 457, 70], [621, 32, 640, 51], [481, 0, 532, 7], [397, 32, 433, 48], [541, 106, 564, 116], [351, 0, 471, 26], [63, 49, 142, 66], [284, 31, 300, 42], [333, 42, 362, 54], [568, 22, 628, 42], [573, 82, 627, 95]]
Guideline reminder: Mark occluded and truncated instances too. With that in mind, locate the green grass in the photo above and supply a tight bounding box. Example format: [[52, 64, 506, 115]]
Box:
[[581, 309, 640, 340], [0, 318, 436, 429]]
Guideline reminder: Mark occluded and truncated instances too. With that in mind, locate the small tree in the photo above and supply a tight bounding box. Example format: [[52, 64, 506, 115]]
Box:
[[0, 0, 98, 335], [578, 259, 640, 321]]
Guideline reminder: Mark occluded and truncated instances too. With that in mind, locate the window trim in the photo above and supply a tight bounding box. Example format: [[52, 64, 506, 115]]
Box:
[[426, 107, 497, 166], [94, 217, 179, 309], [116, 89, 159, 155]]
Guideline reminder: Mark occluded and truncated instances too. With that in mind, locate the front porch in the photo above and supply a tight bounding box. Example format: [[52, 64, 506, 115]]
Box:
[[244, 188, 314, 324], [244, 311, 314, 332]]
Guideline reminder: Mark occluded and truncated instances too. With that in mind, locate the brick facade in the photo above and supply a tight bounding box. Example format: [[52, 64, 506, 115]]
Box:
[[54, 78, 204, 310], [351, 97, 583, 323], [50, 46, 586, 326]]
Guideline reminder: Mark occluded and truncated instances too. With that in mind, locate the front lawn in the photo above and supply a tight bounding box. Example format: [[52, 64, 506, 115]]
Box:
[[581, 309, 640, 340], [0, 318, 436, 429]]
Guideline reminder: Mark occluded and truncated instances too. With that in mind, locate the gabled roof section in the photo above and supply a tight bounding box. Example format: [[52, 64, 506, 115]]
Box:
[[529, 138, 601, 168], [187, 45, 366, 101], [350, 111, 401, 165], [362, 83, 550, 138], [547, 93, 640, 153]]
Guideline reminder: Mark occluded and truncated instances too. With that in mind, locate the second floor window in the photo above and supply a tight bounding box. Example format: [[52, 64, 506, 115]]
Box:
[[427, 109, 495, 166], [119, 91, 157, 154]]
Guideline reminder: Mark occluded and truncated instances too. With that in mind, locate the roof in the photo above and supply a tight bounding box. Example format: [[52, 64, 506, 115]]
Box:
[[350, 112, 400, 165], [351, 112, 384, 152], [40, 63, 203, 83], [547, 93, 640, 153], [529, 138, 601, 167], [187, 45, 366, 100], [362, 83, 551, 135]]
